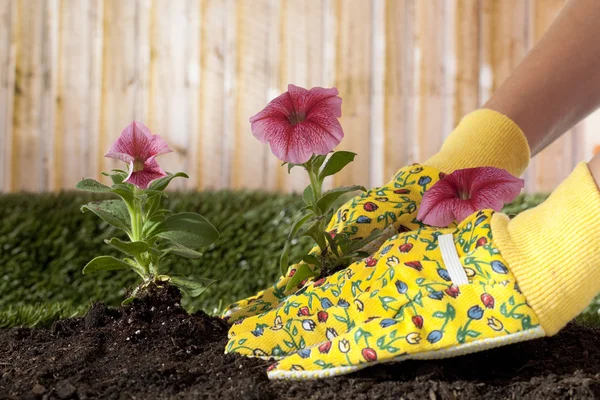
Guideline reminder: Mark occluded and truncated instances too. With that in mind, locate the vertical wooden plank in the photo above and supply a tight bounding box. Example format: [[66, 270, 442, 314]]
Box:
[[332, 0, 372, 188], [10, 0, 58, 192], [530, 0, 571, 192], [414, 0, 447, 162], [480, 0, 529, 99], [321, 0, 337, 191], [454, 0, 480, 122], [370, 0, 385, 187], [262, 0, 281, 192], [0, 0, 16, 192], [221, 0, 237, 190], [194, 0, 226, 190], [146, 0, 197, 190], [277, 0, 324, 193], [231, 0, 271, 189], [98, 0, 150, 175], [53, 0, 104, 190], [383, 0, 415, 180]]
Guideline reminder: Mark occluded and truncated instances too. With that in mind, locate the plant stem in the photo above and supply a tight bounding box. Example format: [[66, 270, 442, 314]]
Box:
[[306, 163, 322, 212], [304, 159, 330, 256], [128, 187, 150, 276]]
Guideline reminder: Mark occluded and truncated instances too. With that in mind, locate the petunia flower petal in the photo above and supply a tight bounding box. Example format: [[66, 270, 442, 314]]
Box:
[[249, 84, 344, 163], [124, 158, 167, 189], [105, 121, 173, 189], [469, 168, 524, 211], [417, 167, 524, 227]]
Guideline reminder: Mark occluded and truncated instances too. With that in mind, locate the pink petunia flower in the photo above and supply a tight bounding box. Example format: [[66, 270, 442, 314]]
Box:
[[417, 167, 524, 227], [249, 84, 344, 164], [105, 121, 172, 189]]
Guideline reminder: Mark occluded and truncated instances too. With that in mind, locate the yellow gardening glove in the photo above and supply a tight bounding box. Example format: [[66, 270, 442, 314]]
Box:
[[226, 163, 600, 380], [223, 109, 530, 323]]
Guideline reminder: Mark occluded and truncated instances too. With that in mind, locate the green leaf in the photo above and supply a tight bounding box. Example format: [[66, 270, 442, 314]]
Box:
[[81, 200, 131, 234], [316, 185, 366, 213], [319, 151, 357, 180], [162, 245, 203, 259], [169, 276, 216, 297], [111, 183, 135, 203], [148, 172, 189, 192], [302, 254, 321, 266], [311, 154, 327, 170], [107, 170, 128, 185], [142, 215, 167, 238], [82, 256, 131, 274], [466, 330, 481, 338], [76, 178, 112, 193], [302, 185, 315, 207], [105, 238, 149, 256], [286, 163, 300, 174], [141, 189, 169, 198], [284, 263, 317, 292], [345, 228, 383, 252], [145, 194, 162, 217], [279, 213, 313, 275], [447, 303, 456, 320], [152, 212, 219, 249]]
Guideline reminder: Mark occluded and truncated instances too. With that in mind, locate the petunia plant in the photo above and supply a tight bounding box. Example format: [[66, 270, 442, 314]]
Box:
[[250, 84, 380, 288], [76, 121, 219, 303]]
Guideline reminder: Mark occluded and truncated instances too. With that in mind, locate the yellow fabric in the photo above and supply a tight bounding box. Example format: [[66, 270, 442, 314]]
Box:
[[222, 164, 445, 322], [425, 109, 531, 176], [492, 162, 600, 335], [223, 108, 532, 324], [226, 211, 542, 378]]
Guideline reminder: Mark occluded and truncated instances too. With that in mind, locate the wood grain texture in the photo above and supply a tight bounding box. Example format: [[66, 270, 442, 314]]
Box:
[[231, 0, 271, 190], [332, 0, 372, 188], [415, 0, 448, 162], [11, 0, 58, 192], [195, 0, 227, 190], [0, 0, 16, 192], [146, 0, 197, 190], [0, 0, 589, 193], [383, 0, 414, 180], [53, 0, 103, 189], [454, 0, 480, 122], [98, 0, 150, 177], [278, 0, 326, 193]]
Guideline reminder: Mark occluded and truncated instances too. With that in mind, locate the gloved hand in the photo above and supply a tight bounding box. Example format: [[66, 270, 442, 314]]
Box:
[[223, 109, 531, 323], [223, 163, 443, 323], [226, 163, 600, 380]]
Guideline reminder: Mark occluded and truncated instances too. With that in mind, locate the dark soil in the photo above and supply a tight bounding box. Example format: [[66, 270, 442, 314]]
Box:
[[2, 287, 600, 399]]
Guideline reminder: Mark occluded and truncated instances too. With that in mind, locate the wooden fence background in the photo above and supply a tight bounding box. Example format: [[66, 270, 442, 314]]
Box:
[[0, 0, 598, 193]]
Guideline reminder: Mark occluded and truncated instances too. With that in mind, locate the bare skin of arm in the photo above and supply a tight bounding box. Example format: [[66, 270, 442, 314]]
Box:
[[484, 0, 600, 156]]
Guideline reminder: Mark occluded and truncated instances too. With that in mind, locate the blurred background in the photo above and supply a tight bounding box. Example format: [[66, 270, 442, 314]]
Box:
[[0, 0, 599, 195]]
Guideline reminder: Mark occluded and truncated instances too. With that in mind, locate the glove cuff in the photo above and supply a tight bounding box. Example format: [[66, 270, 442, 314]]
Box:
[[425, 109, 531, 176], [492, 162, 600, 335]]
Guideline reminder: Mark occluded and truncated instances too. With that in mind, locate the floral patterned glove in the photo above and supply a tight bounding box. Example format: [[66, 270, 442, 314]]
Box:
[[223, 109, 532, 324], [227, 210, 540, 366], [228, 162, 600, 380], [222, 164, 445, 323]]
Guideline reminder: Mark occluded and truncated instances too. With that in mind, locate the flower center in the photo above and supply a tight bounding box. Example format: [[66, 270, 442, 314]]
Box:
[[133, 159, 145, 172], [288, 111, 306, 125], [458, 190, 471, 200]]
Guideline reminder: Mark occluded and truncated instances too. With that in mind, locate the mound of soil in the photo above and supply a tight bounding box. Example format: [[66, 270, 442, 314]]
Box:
[[1, 288, 599, 399]]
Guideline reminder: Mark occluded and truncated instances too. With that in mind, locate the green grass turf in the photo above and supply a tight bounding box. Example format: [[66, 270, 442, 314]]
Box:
[[1, 191, 597, 328]]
